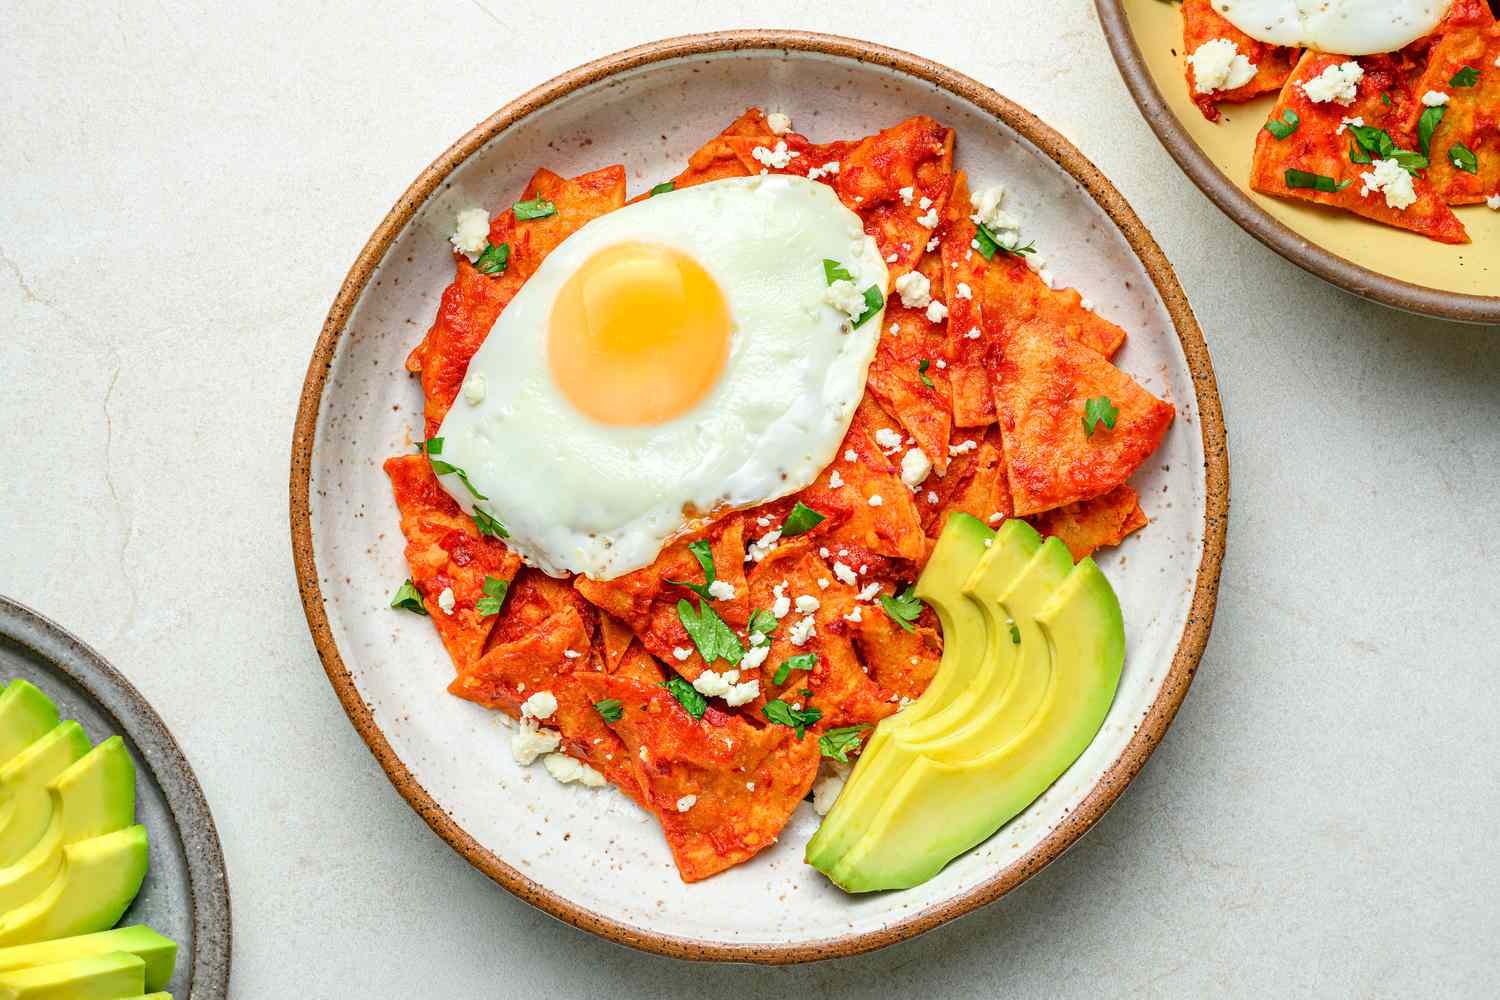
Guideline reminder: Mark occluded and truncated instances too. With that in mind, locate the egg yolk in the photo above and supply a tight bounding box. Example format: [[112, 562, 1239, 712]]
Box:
[[548, 242, 732, 426]]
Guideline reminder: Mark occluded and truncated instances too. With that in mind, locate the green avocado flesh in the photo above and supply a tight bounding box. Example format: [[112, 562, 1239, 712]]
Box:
[[0, 927, 176, 992], [0, 950, 145, 1000], [0, 686, 59, 770], [0, 725, 91, 867], [0, 826, 149, 947], [807, 516, 1125, 892], [0, 738, 138, 912]]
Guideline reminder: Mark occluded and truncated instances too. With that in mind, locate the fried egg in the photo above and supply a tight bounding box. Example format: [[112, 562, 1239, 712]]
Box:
[[433, 174, 888, 580], [1216, 0, 1452, 55]]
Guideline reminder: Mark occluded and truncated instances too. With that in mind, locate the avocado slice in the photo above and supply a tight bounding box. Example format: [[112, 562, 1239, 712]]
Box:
[[0, 738, 138, 911], [122, 994, 172, 1000], [805, 516, 994, 868], [0, 927, 176, 991], [0, 951, 145, 999], [820, 556, 1125, 891], [0, 826, 149, 947], [0, 724, 90, 866], [0, 684, 59, 769]]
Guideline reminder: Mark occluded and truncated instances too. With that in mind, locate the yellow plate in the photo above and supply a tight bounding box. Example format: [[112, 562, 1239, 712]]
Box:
[[1098, 0, 1500, 323]]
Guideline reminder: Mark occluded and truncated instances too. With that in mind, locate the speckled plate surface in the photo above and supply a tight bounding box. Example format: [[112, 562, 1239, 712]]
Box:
[[1098, 0, 1500, 324], [0, 596, 231, 998], [291, 31, 1227, 962]]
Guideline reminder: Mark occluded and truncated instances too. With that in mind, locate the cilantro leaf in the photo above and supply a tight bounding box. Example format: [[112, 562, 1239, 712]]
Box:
[[424, 437, 489, 500], [1009, 622, 1021, 645], [853, 285, 883, 328], [1348, 124, 1395, 160], [1348, 140, 1372, 165], [819, 724, 871, 763], [389, 579, 427, 615], [747, 609, 778, 644], [1389, 149, 1429, 175], [1448, 142, 1478, 174], [594, 698, 624, 723], [822, 259, 854, 285], [1381, 91, 1391, 107], [879, 585, 922, 633], [649, 181, 675, 196], [1418, 105, 1446, 156], [663, 677, 707, 720], [1450, 66, 1479, 88], [676, 599, 744, 665], [1083, 396, 1119, 437], [918, 358, 935, 388], [779, 501, 826, 538], [1284, 169, 1351, 193], [666, 539, 717, 599], [424, 436, 444, 455], [762, 699, 822, 739], [1263, 109, 1299, 140], [474, 242, 510, 275], [472, 506, 509, 539], [475, 575, 509, 617], [513, 196, 557, 221], [972, 223, 999, 260], [772, 652, 816, 686]]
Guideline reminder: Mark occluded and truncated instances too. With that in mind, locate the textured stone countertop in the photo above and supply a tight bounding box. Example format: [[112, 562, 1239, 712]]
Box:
[[3, 1, 1496, 995]]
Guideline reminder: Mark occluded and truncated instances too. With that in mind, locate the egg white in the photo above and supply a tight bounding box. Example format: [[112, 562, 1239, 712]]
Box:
[[433, 174, 888, 580], [1216, 0, 1452, 55]]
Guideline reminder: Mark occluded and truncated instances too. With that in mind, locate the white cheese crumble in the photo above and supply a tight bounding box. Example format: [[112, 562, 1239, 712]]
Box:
[[828, 470, 844, 488], [867, 494, 884, 507], [893, 270, 932, 309], [562, 649, 581, 659], [746, 529, 781, 563], [874, 427, 904, 452], [1488, 194, 1500, 210], [1187, 38, 1257, 94], [950, 439, 978, 456], [672, 646, 693, 661], [969, 184, 1020, 234], [1421, 90, 1450, 107], [898, 186, 914, 206], [450, 207, 490, 260], [955, 282, 972, 300], [843, 449, 858, 462], [856, 582, 883, 601], [926, 237, 939, 252], [925, 300, 948, 324], [833, 561, 858, 586], [740, 643, 770, 670], [806, 160, 840, 181], [437, 587, 456, 615], [706, 580, 737, 601], [766, 111, 792, 134], [900, 448, 932, 489], [543, 754, 606, 787], [927, 490, 939, 504], [916, 207, 940, 229], [463, 373, 487, 405], [751, 141, 798, 170], [885, 252, 899, 263], [511, 720, 561, 765], [825, 279, 870, 323], [521, 691, 558, 720], [1359, 158, 1417, 210], [676, 795, 698, 812], [795, 594, 820, 613], [1302, 61, 1364, 105], [1336, 116, 1364, 135], [788, 615, 817, 646], [843, 605, 863, 624], [963, 326, 981, 340]]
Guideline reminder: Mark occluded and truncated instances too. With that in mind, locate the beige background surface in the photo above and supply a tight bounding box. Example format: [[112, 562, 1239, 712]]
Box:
[[3, 0, 1497, 996]]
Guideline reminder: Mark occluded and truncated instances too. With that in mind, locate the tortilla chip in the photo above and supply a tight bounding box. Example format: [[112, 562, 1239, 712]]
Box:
[[799, 406, 927, 564], [573, 675, 821, 882], [501, 165, 627, 281], [920, 425, 1011, 537], [841, 117, 954, 272], [722, 133, 854, 184], [573, 519, 749, 682], [994, 324, 1175, 516], [1181, 0, 1300, 121], [850, 607, 942, 706], [1250, 50, 1468, 244], [659, 109, 777, 193], [1027, 484, 1147, 560], [448, 605, 591, 716], [385, 454, 522, 671], [610, 642, 666, 687], [598, 613, 636, 673], [866, 262, 953, 475], [1397, 6, 1499, 204]]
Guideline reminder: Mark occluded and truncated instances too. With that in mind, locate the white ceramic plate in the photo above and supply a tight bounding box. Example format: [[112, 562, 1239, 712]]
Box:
[[291, 31, 1227, 962]]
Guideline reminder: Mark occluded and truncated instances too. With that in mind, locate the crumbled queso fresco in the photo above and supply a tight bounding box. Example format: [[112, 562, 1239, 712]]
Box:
[[1360, 159, 1417, 211], [1187, 38, 1256, 94], [1302, 61, 1364, 105]]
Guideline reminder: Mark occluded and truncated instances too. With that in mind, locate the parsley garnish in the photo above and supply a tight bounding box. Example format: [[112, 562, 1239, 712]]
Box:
[[676, 599, 743, 665], [425, 437, 488, 500], [475, 575, 508, 617], [879, 585, 922, 633], [822, 259, 855, 285], [389, 579, 427, 615], [819, 724, 871, 763], [1348, 141, 1372, 165], [1009, 622, 1021, 645], [762, 699, 822, 739], [666, 539, 718, 600], [772, 652, 816, 686], [1381, 91, 1391, 107], [474, 242, 510, 275], [1083, 396, 1119, 437], [1449, 142, 1478, 174], [853, 285, 884, 328], [513, 196, 556, 221], [1347, 125, 1426, 175], [918, 358, 935, 388], [1451, 66, 1479, 88], [972, 223, 999, 260], [1263, 109, 1299, 140], [594, 699, 624, 723], [663, 677, 707, 720], [650, 181, 675, 196], [1284, 169, 1351, 193], [472, 507, 509, 539], [747, 609, 778, 644], [779, 501, 826, 538], [1418, 106, 1446, 156]]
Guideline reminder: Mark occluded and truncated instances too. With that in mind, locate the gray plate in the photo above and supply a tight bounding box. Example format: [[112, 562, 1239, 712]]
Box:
[[0, 596, 230, 998]]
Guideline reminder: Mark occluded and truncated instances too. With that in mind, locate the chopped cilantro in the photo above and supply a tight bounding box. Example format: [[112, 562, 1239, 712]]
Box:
[[666, 539, 717, 600], [1381, 91, 1391, 107], [772, 652, 816, 687], [972, 223, 999, 260], [663, 677, 707, 720], [853, 285, 884, 328], [822, 259, 855, 285], [819, 724, 871, 763], [1347, 125, 1426, 175], [1284, 169, 1351, 194], [762, 699, 822, 739], [747, 609, 778, 644], [879, 585, 922, 633], [1083, 396, 1119, 437], [474, 242, 510, 275], [918, 358, 935, 388], [472, 506, 509, 539], [425, 437, 488, 500], [475, 575, 509, 617], [594, 698, 624, 723], [779, 501, 827, 538], [513, 196, 556, 221], [1009, 622, 1021, 645], [649, 181, 675, 196], [676, 599, 743, 665], [389, 579, 427, 615], [1450, 66, 1479, 88], [1448, 142, 1478, 174], [1348, 141, 1372, 165], [1263, 109, 1299, 140], [1418, 106, 1446, 156]]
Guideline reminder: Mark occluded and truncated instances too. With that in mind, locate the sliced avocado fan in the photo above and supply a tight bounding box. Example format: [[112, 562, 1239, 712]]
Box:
[[0, 949, 145, 1000], [0, 684, 60, 772], [0, 825, 149, 947], [0, 926, 176, 991]]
